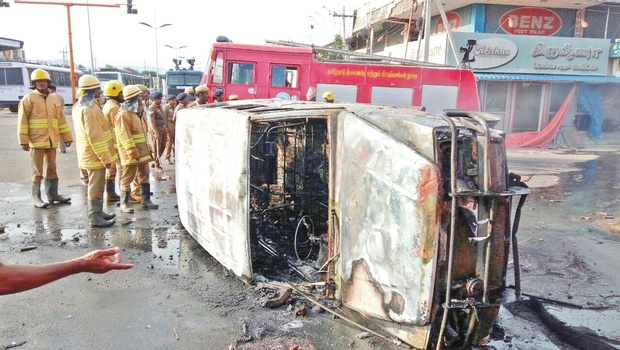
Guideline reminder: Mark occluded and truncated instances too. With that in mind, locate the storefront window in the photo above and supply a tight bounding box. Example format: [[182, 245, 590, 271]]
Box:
[[512, 82, 543, 132], [482, 81, 508, 130]]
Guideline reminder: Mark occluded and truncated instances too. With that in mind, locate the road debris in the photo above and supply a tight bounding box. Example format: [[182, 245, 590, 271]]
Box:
[[3, 341, 27, 349], [260, 286, 292, 308], [19, 246, 37, 252], [173, 327, 179, 341]]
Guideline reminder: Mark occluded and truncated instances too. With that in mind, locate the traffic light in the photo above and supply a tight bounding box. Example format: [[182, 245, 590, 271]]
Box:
[[126, 0, 137, 14], [0, 0, 10, 8]]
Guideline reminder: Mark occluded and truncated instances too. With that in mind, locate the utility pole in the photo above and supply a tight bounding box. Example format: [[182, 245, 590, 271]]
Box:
[[324, 6, 355, 41], [58, 47, 68, 67], [13, 0, 137, 103]]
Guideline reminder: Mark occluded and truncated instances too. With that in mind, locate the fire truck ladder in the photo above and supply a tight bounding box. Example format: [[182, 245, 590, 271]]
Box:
[[265, 39, 448, 68], [435, 110, 530, 349]]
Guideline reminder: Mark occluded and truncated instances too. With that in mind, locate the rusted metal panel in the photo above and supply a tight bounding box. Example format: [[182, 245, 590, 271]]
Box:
[[176, 108, 253, 281], [336, 113, 441, 327]]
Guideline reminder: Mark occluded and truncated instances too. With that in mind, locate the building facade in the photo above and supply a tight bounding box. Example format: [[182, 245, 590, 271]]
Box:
[[350, 1, 620, 144]]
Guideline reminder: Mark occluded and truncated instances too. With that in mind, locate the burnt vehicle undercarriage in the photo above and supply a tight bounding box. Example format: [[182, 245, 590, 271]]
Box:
[[248, 120, 329, 282]]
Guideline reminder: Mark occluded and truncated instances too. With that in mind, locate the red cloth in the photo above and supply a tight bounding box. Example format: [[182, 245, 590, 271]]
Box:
[[505, 85, 576, 148]]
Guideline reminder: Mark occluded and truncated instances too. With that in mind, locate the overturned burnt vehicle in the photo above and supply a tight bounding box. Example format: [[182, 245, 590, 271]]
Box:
[[175, 100, 529, 349]]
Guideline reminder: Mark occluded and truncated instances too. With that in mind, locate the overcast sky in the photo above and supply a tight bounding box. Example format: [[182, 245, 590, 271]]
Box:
[[2, 0, 361, 73]]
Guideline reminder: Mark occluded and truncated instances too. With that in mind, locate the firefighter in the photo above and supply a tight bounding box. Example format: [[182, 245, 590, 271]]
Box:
[[115, 85, 158, 213], [184, 86, 196, 102], [17, 68, 73, 208], [228, 94, 239, 101], [72, 75, 118, 228], [188, 86, 209, 107], [322, 91, 334, 103], [128, 84, 150, 203], [162, 94, 177, 165], [102, 80, 124, 202], [146, 91, 168, 169]]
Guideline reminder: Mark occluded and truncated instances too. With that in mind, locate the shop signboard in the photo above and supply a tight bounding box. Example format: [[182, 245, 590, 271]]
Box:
[[436, 32, 611, 75], [498, 7, 562, 36]]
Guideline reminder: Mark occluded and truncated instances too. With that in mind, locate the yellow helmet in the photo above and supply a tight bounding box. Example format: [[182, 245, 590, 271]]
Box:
[[104, 80, 124, 97], [136, 84, 148, 92], [322, 91, 334, 102], [30, 68, 51, 82], [123, 85, 142, 100], [184, 86, 194, 94], [78, 74, 101, 90], [228, 94, 238, 101]]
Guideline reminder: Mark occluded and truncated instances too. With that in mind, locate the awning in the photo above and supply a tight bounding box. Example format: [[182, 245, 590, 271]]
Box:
[[474, 73, 620, 83]]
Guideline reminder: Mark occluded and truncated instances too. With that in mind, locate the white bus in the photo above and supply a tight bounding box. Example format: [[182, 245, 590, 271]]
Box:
[[94, 70, 145, 89], [0, 62, 82, 112]]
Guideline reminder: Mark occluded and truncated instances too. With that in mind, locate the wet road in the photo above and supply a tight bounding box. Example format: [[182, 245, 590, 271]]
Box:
[[1, 107, 620, 349], [0, 108, 377, 350]]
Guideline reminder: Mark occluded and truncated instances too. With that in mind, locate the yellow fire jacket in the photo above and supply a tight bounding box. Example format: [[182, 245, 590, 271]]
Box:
[[102, 99, 121, 151], [72, 100, 118, 170], [17, 90, 73, 148], [114, 109, 152, 166]]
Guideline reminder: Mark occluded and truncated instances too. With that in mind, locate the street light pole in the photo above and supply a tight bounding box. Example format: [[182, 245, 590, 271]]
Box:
[[164, 44, 187, 60], [139, 20, 171, 90], [13, 0, 127, 103]]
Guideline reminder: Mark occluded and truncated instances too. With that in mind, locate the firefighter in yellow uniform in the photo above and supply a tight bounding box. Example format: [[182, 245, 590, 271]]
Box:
[[129, 84, 151, 203], [115, 85, 158, 213], [101, 80, 124, 202], [17, 68, 73, 208], [72, 75, 118, 227]]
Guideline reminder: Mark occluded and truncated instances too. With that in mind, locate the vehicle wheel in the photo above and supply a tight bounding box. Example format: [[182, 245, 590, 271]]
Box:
[[8, 105, 18, 113]]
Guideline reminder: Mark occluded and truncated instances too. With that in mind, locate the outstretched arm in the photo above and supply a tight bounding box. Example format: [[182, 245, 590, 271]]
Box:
[[0, 247, 134, 295]]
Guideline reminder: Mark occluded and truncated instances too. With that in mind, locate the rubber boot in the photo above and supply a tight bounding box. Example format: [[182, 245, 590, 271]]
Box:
[[105, 179, 120, 202], [129, 186, 142, 204], [32, 182, 49, 208], [88, 200, 115, 228], [140, 183, 159, 209], [120, 191, 134, 213], [99, 203, 116, 220], [45, 178, 71, 204]]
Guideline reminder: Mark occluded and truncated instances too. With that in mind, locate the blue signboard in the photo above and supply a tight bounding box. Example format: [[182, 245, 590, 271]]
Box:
[[444, 32, 611, 75]]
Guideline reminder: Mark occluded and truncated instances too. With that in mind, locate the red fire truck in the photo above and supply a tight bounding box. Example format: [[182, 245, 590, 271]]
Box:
[[200, 40, 480, 113]]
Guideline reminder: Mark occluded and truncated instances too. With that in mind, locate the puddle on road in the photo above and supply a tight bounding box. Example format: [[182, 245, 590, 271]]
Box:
[[522, 153, 620, 234]]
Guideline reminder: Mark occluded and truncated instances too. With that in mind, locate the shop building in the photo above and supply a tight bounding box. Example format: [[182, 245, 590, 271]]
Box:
[[349, 1, 620, 144]]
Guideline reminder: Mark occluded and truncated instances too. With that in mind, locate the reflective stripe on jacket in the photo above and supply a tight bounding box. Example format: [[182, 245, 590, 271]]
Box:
[[17, 90, 73, 148], [102, 99, 121, 150], [72, 101, 118, 169], [114, 109, 152, 166]]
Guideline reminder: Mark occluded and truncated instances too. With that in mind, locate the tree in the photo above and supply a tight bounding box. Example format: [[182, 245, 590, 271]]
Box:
[[315, 34, 345, 61], [103, 64, 117, 70]]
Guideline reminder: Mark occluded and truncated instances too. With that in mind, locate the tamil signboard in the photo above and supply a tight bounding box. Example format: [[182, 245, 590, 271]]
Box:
[[425, 32, 610, 76]]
